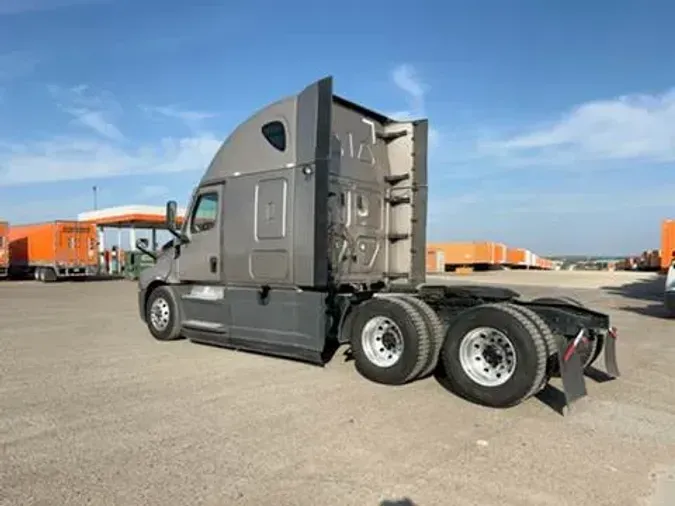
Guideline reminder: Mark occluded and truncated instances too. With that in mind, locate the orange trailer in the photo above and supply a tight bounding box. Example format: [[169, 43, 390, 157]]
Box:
[[661, 220, 675, 270], [427, 241, 506, 266], [0, 221, 8, 278], [8, 221, 99, 282]]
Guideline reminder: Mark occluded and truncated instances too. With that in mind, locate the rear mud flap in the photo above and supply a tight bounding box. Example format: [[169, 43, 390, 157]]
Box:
[[558, 327, 620, 415], [603, 327, 620, 378]]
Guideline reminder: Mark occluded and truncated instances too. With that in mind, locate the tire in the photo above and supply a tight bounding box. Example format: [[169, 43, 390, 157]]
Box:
[[145, 285, 183, 341], [440, 303, 548, 408], [349, 296, 432, 385], [376, 293, 445, 379], [531, 296, 598, 370], [42, 268, 57, 283], [508, 305, 560, 393], [34, 268, 41, 281]]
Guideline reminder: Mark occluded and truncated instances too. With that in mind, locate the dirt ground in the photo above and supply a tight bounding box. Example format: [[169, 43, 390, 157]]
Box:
[[1, 272, 675, 506]]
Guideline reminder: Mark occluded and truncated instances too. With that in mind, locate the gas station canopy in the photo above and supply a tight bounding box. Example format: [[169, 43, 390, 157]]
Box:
[[77, 205, 186, 229]]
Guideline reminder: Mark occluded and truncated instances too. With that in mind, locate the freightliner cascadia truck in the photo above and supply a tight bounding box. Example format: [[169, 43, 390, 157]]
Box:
[[135, 76, 620, 413]]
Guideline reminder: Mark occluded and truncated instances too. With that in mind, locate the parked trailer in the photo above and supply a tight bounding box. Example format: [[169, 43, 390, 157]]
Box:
[[135, 76, 620, 413], [8, 221, 99, 282], [0, 221, 8, 278]]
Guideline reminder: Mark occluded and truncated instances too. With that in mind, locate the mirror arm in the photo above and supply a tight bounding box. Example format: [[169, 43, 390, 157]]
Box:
[[135, 239, 157, 260]]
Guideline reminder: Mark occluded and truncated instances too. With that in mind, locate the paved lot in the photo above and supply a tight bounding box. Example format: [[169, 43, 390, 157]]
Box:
[[1, 273, 675, 506]]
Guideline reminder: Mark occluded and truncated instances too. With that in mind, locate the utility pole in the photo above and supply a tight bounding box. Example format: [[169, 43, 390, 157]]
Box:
[[92, 185, 98, 211]]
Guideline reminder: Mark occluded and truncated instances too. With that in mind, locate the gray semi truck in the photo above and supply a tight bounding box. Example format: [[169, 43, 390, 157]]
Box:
[[135, 76, 620, 413]]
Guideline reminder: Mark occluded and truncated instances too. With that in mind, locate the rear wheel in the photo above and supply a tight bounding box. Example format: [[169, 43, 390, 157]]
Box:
[[509, 305, 559, 392], [440, 303, 547, 408], [145, 285, 183, 341], [350, 296, 431, 385], [42, 268, 57, 283]]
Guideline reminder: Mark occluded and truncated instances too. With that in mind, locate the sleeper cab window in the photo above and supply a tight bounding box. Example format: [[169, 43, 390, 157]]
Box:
[[261, 120, 286, 151], [191, 192, 219, 234]]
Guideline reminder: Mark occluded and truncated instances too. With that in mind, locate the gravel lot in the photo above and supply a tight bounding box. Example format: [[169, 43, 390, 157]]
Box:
[[2, 272, 675, 506]]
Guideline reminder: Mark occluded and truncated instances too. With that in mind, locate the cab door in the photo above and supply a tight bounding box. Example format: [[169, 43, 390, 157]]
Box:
[[176, 183, 230, 334], [178, 184, 222, 282]]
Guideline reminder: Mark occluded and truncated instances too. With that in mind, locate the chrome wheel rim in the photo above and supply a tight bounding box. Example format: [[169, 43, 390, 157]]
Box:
[[459, 326, 516, 387], [150, 297, 170, 331], [361, 316, 404, 368]]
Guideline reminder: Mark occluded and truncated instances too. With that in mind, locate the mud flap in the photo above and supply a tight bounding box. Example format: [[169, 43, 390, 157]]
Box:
[[558, 329, 588, 415], [558, 327, 620, 415], [602, 326, 620, 378]]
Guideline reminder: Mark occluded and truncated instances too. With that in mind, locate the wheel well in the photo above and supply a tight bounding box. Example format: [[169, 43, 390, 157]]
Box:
[[335, 292, 376, 345], [143, 280, 166, 315]]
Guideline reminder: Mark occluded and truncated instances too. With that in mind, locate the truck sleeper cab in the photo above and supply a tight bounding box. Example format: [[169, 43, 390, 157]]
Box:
[[136, 76, 620, 414]]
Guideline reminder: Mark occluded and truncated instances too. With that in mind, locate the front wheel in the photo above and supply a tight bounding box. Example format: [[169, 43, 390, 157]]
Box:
[[145, 285, 183, 341], [440, 303, 548, 408]]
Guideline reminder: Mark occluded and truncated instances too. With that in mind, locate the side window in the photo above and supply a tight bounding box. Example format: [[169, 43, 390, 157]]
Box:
[[261, 121, 286, 151], [190, 192, 219, 234]]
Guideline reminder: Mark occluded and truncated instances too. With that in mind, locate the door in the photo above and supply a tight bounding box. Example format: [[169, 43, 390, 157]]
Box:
[[178, 184, 223, 283], [177, 183, 230, 335]]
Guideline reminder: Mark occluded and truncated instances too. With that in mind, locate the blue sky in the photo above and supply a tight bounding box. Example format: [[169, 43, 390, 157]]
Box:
[[1, 0, 675, 255]]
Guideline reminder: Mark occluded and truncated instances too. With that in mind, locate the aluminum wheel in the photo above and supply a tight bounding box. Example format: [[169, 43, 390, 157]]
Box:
[[150, 297, 171, 331], [459, 326, 517, 387], [361, 316, 404, 368]]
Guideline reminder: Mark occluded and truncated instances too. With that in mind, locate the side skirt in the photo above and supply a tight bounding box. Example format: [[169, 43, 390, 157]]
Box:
[[182, 327, 325, 366]]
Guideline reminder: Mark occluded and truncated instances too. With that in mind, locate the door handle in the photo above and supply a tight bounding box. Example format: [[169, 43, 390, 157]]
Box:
[[209, 256, 218, 273]]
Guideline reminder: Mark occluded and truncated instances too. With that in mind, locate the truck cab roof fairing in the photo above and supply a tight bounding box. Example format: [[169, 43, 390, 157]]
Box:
[[198, 76, 412, 187]]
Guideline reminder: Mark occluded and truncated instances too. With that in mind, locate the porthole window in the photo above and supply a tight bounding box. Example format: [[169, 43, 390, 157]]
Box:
[[261, 121, 286, 151]]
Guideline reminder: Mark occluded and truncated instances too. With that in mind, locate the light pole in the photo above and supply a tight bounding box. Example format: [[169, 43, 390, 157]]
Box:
[[92, 185, 98, 211]]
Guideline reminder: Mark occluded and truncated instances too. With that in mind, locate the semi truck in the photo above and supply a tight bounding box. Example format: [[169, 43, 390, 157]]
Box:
[[135, 76, 620, 413], [0, 221, 9, 278], [9, 221, 99, 282]]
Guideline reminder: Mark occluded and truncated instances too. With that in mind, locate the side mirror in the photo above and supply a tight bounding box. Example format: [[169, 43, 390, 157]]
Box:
[[166, 200, 178, 231]]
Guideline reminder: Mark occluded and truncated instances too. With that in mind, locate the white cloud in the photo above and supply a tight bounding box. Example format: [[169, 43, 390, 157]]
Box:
[[389, 63, 440, 149], [142, 104, 218, 132], [479, 88, 675, 167], [428, 183, 675, 223], [48, 84, 124, 141], [0, 84, 223, 186], [0, 135, 221, 185]]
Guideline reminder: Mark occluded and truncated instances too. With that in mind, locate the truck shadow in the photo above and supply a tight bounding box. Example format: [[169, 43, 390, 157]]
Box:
[[601, 275, 664, 303], [69, 275, 126, 282], [614, 304, 672, 320], [380, 499, 417, 506], [601, 274, 675, 319], [433, 364, 614, 416]]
